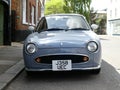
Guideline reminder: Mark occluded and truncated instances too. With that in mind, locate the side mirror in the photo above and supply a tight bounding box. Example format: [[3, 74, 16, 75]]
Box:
[[91, 24, 99, 30], [28, 26, 35, 33]]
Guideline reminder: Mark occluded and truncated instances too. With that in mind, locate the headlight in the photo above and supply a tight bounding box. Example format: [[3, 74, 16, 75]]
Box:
[[26, 43, 36, 54], [87, 41, 98, 52]]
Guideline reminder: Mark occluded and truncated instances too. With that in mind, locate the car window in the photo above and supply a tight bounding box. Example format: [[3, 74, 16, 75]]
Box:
[[36, 17, 47, 32]]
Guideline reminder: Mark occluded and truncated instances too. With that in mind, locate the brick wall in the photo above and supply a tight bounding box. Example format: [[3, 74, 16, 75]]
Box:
[[11, 0, 21, 30], [11, 0, 42, 31], [11, 0, 43, 41]]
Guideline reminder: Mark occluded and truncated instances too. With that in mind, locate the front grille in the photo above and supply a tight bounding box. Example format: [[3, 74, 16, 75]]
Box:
[[35, 55, 89, 64]]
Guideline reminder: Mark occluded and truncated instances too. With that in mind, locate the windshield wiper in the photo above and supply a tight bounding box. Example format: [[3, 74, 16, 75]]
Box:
[[38, 28, 66, 33], [68, 28, 89, 30], [45, 28, 65, 31]]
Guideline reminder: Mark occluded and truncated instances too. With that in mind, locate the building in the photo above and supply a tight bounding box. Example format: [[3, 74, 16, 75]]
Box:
[[11, 0, 45, 41], [0, 0, 11, 45], [107, 0, 120, 36]]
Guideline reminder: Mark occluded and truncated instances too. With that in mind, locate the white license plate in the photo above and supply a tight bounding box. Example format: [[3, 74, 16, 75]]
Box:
[[52, 60, 72, 71]]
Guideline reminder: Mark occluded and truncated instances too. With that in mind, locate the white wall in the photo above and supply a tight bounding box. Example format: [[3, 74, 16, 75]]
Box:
[[107, 0, 120, 35]]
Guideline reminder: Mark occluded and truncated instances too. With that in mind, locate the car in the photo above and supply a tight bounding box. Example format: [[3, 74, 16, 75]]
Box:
[[23, 14, 102, 75]]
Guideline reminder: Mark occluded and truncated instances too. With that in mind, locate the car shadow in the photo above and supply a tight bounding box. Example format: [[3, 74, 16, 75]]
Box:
[[24, 60, 120, 83]]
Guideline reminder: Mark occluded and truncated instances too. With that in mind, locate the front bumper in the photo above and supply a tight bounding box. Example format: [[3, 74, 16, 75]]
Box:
[[25, 64, 101, 71], [23, 47, 102, 72]]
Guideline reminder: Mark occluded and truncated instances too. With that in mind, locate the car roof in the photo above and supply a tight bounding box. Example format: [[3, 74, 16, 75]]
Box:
[[45, 13, 85, 18]]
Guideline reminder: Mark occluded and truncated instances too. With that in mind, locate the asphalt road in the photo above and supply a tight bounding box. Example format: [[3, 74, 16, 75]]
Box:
[[4, 36, 120, 90]]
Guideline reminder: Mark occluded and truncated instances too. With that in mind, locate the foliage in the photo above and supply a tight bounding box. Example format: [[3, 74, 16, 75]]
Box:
[[63, 0, 92, 22], [97, 15, 107, 34], [45, 0, 65, 15], [90, 8, 97, 24], [90, 8, 107, 34], [45, 0, 91, 23]]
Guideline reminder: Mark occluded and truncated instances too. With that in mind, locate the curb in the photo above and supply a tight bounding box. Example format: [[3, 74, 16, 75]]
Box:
[[0, 60, 24, 90]]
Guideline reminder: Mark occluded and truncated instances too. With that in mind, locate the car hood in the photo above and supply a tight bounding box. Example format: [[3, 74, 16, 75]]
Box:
[[26, 30, 99, 48]]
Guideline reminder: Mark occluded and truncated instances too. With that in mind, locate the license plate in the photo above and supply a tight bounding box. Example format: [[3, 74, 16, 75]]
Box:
[[52, 60, 72, 71]]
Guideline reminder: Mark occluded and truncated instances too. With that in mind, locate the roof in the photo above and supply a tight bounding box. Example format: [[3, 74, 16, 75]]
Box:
[[45, 13, 85, 18]]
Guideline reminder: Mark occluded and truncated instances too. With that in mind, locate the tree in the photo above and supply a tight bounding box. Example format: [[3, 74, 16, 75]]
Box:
[[45, 0, 65, 15], [90, 8, 97, 24], [90, 8, 107, 34], [63, 0, 91, 22], [96, 15, 107, 34]]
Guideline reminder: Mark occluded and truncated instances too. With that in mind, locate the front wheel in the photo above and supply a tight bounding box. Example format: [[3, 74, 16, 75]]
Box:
[[26, 71, 34, 76]]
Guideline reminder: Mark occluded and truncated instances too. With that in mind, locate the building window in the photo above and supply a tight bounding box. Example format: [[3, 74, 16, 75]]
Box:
[[22, 0, 28, 24], [26, 0, 29, 22], [115, 8, 117, 17], [110, 10, 112, 18], [29, 2, 32, 24], [31, 6, 35, 25]]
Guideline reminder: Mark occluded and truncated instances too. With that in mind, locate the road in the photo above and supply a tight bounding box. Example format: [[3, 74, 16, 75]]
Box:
[[4, 35, 120, 90]]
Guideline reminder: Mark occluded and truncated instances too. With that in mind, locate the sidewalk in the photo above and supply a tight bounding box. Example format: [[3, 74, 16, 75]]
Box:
[[0, 42, 24, 90], [99, 35, 120, 74]]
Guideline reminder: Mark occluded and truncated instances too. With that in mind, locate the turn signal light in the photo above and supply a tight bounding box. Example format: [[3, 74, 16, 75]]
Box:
[[35, 57, 41, 63], [83, 56, 89, 62]]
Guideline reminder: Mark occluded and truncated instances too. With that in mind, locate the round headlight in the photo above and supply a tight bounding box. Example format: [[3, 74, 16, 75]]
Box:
[[26, 43, 36, 54], [87, 41, 98, 52]]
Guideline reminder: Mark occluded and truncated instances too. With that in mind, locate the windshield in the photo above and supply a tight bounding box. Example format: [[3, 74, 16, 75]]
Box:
[[46, 15, 90, 30], [36, 15, 90, 32]]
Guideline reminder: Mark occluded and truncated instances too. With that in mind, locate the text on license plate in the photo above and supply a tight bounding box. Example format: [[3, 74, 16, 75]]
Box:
[[52, 60, 72, 71]]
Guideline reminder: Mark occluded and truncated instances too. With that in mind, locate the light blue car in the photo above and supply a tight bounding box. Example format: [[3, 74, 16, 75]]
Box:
[[23, 14, 102, 75]]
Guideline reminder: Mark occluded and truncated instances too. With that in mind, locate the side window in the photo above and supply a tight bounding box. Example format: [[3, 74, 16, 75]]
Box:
[[36, 17, 47, 32]]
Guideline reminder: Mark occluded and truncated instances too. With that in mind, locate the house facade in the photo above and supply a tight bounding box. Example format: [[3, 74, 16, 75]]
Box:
[[11, 0, 45, 41], [107, 0, 120, 36]]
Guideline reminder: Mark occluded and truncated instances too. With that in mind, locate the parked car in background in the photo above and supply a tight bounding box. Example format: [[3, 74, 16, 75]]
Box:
[[23, 14, 102, 75]]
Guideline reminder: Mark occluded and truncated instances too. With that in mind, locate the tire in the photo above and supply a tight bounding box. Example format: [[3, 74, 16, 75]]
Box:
[[91, 68, 101, 75], [26, 71, 33, 76]]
